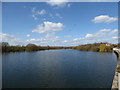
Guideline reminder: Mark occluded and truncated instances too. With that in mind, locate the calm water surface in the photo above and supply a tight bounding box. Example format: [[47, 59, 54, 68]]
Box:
[[2, 49, 117, 88]]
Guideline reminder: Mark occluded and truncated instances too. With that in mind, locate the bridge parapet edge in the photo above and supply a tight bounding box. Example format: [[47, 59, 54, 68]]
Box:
[[112, 48, 120, 90]]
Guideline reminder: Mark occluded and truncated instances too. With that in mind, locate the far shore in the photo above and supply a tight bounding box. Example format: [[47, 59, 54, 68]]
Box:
[[1, 42, 119, 53]]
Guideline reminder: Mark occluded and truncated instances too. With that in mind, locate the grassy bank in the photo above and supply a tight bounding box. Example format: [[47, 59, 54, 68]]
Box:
[[73, 43, 117, 53]]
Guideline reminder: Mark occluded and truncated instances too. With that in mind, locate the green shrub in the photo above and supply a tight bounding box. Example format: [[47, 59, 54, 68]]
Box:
[[25, 44, 39, 51]]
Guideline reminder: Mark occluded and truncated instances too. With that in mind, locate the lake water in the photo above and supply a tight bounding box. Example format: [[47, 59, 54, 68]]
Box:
[[2, 49, 117, 88]]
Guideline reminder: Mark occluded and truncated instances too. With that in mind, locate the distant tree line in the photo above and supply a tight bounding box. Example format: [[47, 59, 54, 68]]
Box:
[[0, 42, 72, 52], [73, 42, 118, 52], [0, 42, 118, 53]]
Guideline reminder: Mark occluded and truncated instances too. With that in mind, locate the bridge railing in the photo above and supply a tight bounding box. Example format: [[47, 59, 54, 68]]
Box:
[[112, 47, 120, 89], [113, 48, 120, 52]]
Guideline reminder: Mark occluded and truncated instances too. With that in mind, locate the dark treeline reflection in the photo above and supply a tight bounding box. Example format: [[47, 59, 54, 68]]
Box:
[[0, 42, 119, 53]]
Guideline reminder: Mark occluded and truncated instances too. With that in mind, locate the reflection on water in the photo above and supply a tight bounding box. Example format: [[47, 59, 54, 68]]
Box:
[[2, 49, 117, 88]]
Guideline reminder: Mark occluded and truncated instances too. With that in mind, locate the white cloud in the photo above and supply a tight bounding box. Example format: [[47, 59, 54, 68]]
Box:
[[102, 37, 118, 44], [63, 40, 68, 43], [73, 38, 83, 41], [45, 32, 55, 39], [31, 8, 47, 20], [64, 35, 71, 38], [32, 21, 64, 33], [85, 33, 101, 39], [49, 13, 62, 19], [1, 33, 18, 41], [37, 9, 46, 15], [110, 29, 118, 34], [52, 39, 60, 42], [32, 14, 38, 20], [67, 3, 71, 8], [26, 38, 45, 42], [92, 15, 118, 23], [0, 33, 26, 45], [49, 13, 54, 18], [84, 29, 118, 40], [112, 37, 120, 39], [46, 0, 69, 7], [56, 13, 62, 19], [26, 34, 32, 37], [26, 33, 61, 45], [85, 34, 93, 38], [26, 38, 49, 45], [45, 32, 61, 42], [99, 29, 111, 32], [32, 7, 36, 13]]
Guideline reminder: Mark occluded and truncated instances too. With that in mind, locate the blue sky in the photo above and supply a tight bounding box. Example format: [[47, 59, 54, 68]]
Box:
[[1, 2, 118, 46]]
